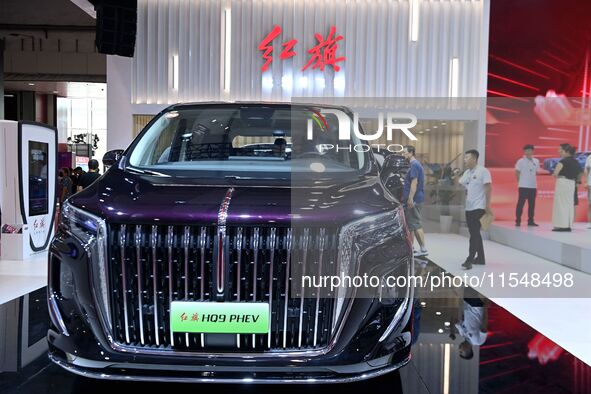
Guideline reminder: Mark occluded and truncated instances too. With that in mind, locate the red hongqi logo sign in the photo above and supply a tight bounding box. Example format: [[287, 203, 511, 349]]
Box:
[[258, 25, 346, 72], [180, 312, 200, 322], [33, 218, 46, 230]]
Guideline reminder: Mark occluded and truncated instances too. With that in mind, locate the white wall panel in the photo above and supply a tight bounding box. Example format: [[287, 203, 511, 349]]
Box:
[[131, 0, 488, 104]]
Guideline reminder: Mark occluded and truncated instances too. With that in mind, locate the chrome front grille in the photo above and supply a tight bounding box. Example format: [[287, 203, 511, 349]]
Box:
[[106, 223, 339, 353]]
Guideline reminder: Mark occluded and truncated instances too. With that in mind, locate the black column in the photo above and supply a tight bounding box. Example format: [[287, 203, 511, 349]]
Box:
[[0, 38, 4, 120]]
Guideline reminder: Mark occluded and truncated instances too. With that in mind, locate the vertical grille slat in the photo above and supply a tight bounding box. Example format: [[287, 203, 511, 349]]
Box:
[[183, 226, 190, 347], [135, 225, 145, 345], [235, 227, 243, 349], [198, 226, 207, 348], [267, 227, 276, 349], [108, 224, 339, 353], [151, 225, 160, 347], [283, 228, 292, 349], [313, 228, 326, 347], [167, 226, 175, 347], [298, 228, 310, 349], [119, 224, 131, 344], [251, 227, 260, 349]]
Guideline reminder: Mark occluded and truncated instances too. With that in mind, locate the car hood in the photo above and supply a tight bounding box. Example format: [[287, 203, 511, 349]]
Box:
[[70, 168, 399, 227]]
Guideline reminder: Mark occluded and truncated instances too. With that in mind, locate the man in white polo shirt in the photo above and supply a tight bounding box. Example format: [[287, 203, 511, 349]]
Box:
[[458, 149, 492, 270], [515, 144, 540, 227], [451, 288, 489, 360]]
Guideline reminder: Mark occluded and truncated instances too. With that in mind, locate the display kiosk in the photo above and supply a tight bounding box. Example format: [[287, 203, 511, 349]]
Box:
[[0, 121, 57, 260]]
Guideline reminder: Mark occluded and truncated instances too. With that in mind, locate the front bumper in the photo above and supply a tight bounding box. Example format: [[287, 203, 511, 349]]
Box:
[[48, 223, 413, 383], [48, 348, 410, 384]]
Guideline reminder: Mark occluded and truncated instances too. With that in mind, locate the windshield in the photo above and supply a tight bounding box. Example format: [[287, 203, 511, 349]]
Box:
[[127, 104, 367, 177]]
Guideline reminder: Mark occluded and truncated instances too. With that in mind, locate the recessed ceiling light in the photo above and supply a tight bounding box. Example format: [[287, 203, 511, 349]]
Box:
[[433, 125, 438, 129], [419, 131, 425, 134], [441, 122, 447, 125], [435, 311, 442, 315], [28, 83, 35, 86], [53, 90, 59, 94], [438, 329, 444, 333]]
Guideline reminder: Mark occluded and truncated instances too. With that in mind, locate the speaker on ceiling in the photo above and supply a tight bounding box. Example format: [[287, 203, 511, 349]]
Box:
[[93, 0, 137, 57]]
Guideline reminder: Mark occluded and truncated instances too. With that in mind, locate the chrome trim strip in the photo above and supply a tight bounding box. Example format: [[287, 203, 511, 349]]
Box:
[[135, 225, 145, 345], [47, 252, 70, 337], [96, 217, 112, 331], [298, 228, 310, 349], [183, 225, 190, 347], [167, 225, 174, 347], [119, 224, 130, 344], [216, 187, 234, 295], [251, 226, 260, 348], [282, 228, 292, 349], [49, 352, 410, 384], [378, 257, 414, 342], [199, 226, 206, 300], [199, 226, 206, 348], [216, 230, 225, 294], [183, 226, 190, 299], [313, 228, 326, 347], [236, 227, 243, 302], [48, 294, 70, 337], [267, 227, 277, 349], [236, 227, 243, 349], [151, 225, 160, 346]]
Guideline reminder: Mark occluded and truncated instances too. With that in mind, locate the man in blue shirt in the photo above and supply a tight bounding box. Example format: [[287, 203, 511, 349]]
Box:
[[402, 145, 428, 256]]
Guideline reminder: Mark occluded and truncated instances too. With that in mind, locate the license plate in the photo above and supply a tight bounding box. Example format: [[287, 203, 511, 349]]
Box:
[[170, 301, 269, 334]]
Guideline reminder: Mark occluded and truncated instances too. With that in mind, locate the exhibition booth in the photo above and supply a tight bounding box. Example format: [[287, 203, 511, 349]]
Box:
[[1, 0, 590, 392]]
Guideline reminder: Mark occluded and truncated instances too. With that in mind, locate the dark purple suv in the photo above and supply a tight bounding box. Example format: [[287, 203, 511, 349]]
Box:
[[47, 103, 413, 383]]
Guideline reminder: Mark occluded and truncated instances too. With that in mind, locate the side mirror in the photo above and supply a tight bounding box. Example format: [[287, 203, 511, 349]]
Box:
[[380, 154, 409, 200], [102, 149, 124, 168], [381, 154, 408, 176]]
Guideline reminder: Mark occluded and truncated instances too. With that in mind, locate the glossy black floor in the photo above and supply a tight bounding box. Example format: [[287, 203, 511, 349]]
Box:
[[1, 259, 590, 394]]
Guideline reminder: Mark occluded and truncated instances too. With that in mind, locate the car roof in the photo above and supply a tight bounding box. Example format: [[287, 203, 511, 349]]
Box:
[[165, 101, 352, 113]]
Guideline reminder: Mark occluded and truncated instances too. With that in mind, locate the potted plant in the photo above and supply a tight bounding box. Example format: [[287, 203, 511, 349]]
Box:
[[426, 164, 459, 233], [433, 180, 457, 232]]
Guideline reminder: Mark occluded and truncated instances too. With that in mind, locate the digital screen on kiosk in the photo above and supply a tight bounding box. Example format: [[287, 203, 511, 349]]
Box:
[[28, 141, 49, 216]]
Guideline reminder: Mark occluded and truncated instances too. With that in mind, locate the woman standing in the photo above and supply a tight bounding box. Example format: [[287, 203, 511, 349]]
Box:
[[60, 167, 73, 204], [552, 144, 582, 231]]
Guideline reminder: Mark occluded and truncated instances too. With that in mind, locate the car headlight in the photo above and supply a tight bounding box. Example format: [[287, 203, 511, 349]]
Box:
[[61, 200, 100, 245], [60, 201, 111, 329], [333, 207, 412, 333]]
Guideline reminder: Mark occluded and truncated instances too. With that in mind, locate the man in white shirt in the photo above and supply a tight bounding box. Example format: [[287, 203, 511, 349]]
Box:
[[515, 144, 540, 226], [585, 154, 591, 229], [457, 149, 492, 270], [451, 288, 488, 360]]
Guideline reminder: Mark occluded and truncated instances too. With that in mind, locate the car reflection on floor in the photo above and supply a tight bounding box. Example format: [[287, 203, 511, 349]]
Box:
[[1, 258, 590, 394]]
